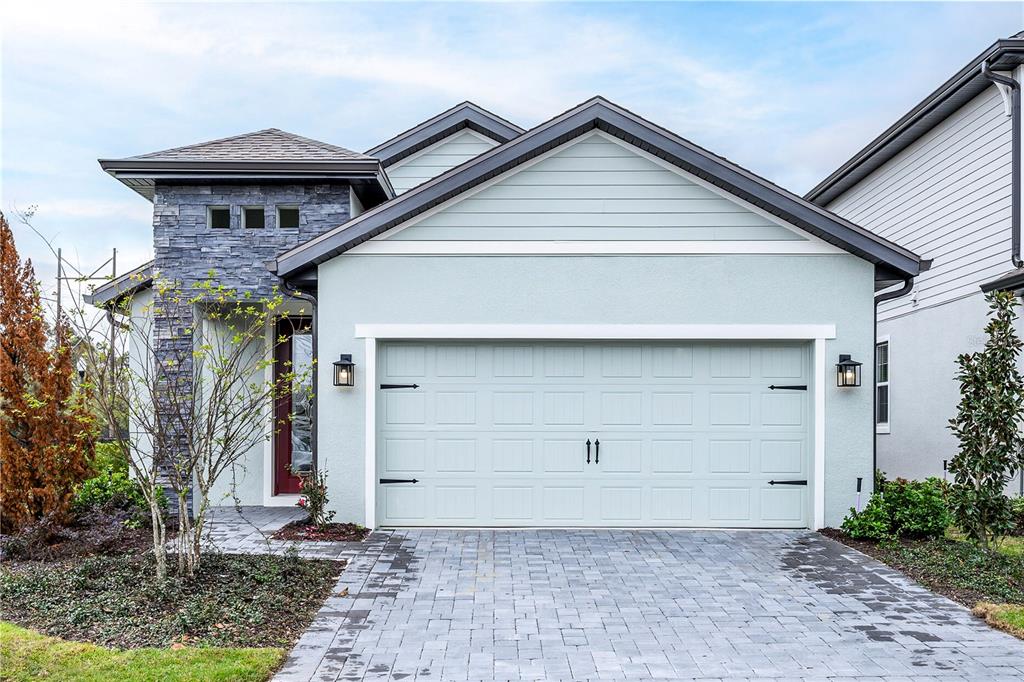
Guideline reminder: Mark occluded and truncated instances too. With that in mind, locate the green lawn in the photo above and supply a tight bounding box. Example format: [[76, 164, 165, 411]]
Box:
[[973, 603, 1024, 639], [998, 536, 1024, 559], [0, 622, 284, 682]]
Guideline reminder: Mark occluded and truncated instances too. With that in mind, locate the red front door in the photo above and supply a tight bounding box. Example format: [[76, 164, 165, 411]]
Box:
[[274, 317, 313, 495]]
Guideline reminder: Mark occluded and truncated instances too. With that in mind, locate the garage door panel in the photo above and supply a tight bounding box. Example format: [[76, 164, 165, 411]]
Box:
[[377, 341, 810, 527], [492, 439, 534, 472], [600, 392, 643, 425], [651, 392, 693, 425], [761, 440, 805, 473], [708, 393, 751, 425], [434, 439, 478, 472], [651, 440, 694, 473], [598, 439, 643, 473], [543, 392, 585, 425], [543, 440, 586, 472], [761, 393, 805, 426], [543, 486, 585, 520]]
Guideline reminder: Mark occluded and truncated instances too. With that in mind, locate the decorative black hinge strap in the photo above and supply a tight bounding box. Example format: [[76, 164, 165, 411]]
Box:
[[768, 479, 808, 486], [769, 385, 807, 391], [379, 478, 419, 484], [380, 384, 420, 390]]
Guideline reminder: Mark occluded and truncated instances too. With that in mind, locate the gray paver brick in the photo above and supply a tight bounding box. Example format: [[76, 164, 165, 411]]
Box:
[[205, 508, 1023, 681]]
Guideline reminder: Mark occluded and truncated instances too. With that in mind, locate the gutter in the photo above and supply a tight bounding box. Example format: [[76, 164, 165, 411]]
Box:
[[871, 274, 919, 489], [278, 277, 320, 474], [981, 61, 1022, 269]]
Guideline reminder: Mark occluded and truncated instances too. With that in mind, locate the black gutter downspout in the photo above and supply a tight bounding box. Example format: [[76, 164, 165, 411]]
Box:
[[982, 62, 1024, 497], [279, 280, 319, 473], [982, 60, 1022, 269], [872, 276, 917, 491]]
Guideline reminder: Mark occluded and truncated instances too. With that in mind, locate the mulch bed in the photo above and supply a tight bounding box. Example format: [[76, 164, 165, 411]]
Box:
[[820, 528, 1024, 608], [270, 520, 370, 542], [1, 513, 345, 649]]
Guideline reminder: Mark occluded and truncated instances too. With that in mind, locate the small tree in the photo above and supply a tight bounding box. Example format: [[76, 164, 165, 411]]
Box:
[[68, 272, 310, 579], [0, 213, 94, 532], [947, 290, 1024, 549]]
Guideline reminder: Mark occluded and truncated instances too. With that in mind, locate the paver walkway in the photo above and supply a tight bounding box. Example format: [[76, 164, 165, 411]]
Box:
[[206, 510, 1024, 681]]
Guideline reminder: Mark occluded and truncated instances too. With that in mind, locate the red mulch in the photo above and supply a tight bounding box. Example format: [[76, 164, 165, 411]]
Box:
[[270, 520, 370, 542]]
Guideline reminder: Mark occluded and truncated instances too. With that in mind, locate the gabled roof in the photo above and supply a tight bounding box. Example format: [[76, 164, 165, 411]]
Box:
[[807, 33, 1024, 206], [131, 128, 374, 162], [83, 261, 154, 308], [367, 102, 524, 167], [275, 96, 924, 281], [99, 129, 393, 204]]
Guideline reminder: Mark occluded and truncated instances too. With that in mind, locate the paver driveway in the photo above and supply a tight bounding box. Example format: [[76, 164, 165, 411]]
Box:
[[273, 529, 1024, 681]]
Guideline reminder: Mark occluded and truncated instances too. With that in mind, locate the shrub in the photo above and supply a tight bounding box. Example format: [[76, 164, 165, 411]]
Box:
[[842, 477, 950, 541], [947, 291, 1024, 549], [296, 470, 335, 529], [1011, 496, 1024, 537], [90, 441, 127, 476], [72, 469, 164, 527]]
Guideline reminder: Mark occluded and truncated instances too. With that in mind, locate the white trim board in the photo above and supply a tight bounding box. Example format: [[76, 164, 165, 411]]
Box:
[[355, 323, 837, 340], [347, 240, 845, 256], [359, 323, 834, 530]]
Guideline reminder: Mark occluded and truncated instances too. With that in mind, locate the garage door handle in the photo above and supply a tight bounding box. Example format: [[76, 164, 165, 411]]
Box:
[[768, 479, 807, 486], [379, 478, 419, 484], [586, 439, 591, 464], [769, 385, 807, 391], [594, 439, 599, 464]]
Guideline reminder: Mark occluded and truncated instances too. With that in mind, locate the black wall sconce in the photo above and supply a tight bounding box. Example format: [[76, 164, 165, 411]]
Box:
[[333, 354, 355, 387], [836, 354, 862, 387]]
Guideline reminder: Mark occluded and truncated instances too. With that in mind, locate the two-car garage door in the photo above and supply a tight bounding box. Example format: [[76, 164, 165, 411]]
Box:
[[376, 341, 811, 528]]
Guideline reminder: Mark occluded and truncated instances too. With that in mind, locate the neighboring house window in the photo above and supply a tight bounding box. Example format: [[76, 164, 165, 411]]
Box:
[[208, 206, 230, 229], [876, 339, 889, 432], [242, 207, 265, 229], [277, 206, 300, 229]]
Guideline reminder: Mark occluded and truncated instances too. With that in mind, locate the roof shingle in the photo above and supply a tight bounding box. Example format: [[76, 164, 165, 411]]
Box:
[[132, 128, 373, 162]]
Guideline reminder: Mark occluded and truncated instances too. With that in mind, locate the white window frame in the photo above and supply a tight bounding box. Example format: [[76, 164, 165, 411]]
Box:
[[876, 335, 890, 434], [241, 205, 265, 229], [207, 205, 231, 229], [276, 205, 300, 230]]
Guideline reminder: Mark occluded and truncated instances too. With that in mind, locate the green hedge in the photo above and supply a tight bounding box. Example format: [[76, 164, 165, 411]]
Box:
[[842, 476, 950, 541]]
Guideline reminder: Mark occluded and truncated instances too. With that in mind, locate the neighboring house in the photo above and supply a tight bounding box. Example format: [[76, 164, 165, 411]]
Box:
[[88, 97, 924, 530], [807, 32, 1024, 495]]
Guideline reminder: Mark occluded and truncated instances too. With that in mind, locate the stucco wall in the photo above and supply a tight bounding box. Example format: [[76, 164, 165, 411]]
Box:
[[315, 253, 877, 528], [877, 292, 1024, 495]]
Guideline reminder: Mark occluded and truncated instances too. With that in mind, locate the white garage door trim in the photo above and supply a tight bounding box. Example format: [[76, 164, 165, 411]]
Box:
[[355, 324, 835, 530]]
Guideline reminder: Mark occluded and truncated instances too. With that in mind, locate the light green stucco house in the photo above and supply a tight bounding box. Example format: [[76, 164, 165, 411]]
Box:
[[91, 97, 925, 529]]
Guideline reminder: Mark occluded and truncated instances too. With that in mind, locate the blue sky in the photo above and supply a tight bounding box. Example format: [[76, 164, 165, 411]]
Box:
[[2, 1, 1020, 292]]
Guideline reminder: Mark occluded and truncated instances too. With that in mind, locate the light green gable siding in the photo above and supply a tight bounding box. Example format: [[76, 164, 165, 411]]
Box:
[[388, 133, 806, 241], [386, 130, 499, 194]]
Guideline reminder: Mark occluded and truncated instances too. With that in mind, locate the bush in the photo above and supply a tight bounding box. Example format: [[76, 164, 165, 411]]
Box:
[[842, 477, 950, 541], [72, 469, 164, 527], [90, 441, 127, 476], [1011, 496, 1024, 537]]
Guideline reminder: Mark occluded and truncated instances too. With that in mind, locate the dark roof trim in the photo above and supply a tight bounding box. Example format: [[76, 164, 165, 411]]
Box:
[[99, 159, 382, 173], [83, 261, 154, 308], [980, 268, 1024, 293], [99, 160, 395, 203], [367, 102, 524, 166], [277, 96, 923, 281], [807, 36, 1024, 205]]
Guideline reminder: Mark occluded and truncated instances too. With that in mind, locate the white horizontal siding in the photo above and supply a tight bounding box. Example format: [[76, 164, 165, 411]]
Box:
[[385, 129, 499, 194], [827, 86, 1013, 321], [390, 132, 805, 242]]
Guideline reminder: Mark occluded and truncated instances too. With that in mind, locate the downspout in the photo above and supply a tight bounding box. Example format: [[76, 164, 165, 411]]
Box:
[[982, 61, 1024, 497], [982, 60, 1022, 268], [279, 280, 319, 473], [872, 275, 918, 490]]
